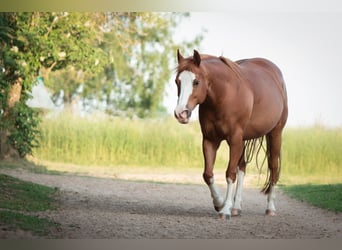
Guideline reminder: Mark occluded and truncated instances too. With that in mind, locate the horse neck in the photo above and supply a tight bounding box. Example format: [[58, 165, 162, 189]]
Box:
[[203, 63, 241, 109]]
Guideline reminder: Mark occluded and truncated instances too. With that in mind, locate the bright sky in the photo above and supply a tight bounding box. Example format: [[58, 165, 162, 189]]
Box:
[[164, 11, 342, 127]]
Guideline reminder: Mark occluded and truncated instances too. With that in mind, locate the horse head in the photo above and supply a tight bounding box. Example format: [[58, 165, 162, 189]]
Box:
[[174, 50, 209, 124]]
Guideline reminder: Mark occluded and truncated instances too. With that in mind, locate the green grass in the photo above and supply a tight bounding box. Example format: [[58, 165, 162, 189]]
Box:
[[0, 174, 60, 236], [0, 210, 59, 236], [33, 115, 342, 185], [281, 184, 342, 212]]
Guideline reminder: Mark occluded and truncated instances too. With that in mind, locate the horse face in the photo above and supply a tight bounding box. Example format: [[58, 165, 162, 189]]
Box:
[[174, 69, 208, 124]]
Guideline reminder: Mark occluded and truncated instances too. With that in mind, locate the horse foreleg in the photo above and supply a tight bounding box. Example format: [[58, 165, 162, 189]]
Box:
[[202, 138, 224, 211], [218, 178, 235, 219], [232, 167, 245, 216], [231, 154, 246, 216], [207, 178, 224, 211], [218, 136, 244, 219]]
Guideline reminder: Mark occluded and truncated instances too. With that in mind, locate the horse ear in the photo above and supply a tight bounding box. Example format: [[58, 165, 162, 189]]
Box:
[[177, 49, 184, 64], [193, 50, 201, 67]]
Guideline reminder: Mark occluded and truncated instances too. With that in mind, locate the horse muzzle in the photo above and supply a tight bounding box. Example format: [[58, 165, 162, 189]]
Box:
[[174, 106, 192, 124]]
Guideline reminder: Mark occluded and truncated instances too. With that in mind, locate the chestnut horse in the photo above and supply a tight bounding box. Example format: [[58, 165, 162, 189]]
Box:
[[174, 50, 288, 219]]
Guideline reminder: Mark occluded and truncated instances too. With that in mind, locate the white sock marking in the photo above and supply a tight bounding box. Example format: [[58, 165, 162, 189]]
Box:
[[208, 177, 224, 208], [267, 185, 276, 212], [233, 168, 245, 210], [219, 178, 234, 215]]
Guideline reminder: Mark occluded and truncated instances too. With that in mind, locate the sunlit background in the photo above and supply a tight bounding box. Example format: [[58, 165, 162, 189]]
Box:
[[165, 11, 342, 127]]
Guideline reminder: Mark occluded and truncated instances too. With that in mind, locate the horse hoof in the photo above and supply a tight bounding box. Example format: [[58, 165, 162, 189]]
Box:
[[231, 208, 242, 217], [218, 213, 231, 220], [214, 205, 223, 212], [265, 209, 276, 216]]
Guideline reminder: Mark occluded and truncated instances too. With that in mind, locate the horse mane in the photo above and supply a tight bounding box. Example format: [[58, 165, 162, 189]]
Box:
[[219, 56, 243, 79]]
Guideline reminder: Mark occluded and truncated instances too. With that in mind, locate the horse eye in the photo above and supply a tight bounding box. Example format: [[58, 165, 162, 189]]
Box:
[[193, 79, 199, 86]]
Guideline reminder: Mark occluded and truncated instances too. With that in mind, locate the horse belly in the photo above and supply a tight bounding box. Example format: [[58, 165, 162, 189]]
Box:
[[243, 88, 285, 140], [243, 115, 281, 140]]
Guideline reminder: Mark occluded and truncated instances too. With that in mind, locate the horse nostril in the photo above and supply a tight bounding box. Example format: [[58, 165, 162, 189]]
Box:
[[180, 110, 189, 119], [174, 106, 192, 123]]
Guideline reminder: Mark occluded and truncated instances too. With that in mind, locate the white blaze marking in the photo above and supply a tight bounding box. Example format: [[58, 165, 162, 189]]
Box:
[[177, 71, 195, 108]]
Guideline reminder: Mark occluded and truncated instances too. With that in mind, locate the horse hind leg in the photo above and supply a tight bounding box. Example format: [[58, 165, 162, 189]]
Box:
[[263, 128, 283, 216]]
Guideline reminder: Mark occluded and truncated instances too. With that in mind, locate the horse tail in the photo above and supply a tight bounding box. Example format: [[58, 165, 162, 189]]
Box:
[[261, 156, 282, 194], [243, 136, 266, 168]]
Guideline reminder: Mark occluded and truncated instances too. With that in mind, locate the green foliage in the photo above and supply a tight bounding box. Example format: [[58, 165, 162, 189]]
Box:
[[46, 13, 203, 118], [7, 102, 41, 157], [17, 12, 107, 75], [0, 12, 111, 157], [281, 184, 342, 212], [0, 12, 107, 96], [0, 80, 8, 118]]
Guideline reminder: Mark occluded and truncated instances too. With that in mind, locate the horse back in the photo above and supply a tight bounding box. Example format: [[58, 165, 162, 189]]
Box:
[[236, 58, 287, 100], [236, 58, 285, 86]]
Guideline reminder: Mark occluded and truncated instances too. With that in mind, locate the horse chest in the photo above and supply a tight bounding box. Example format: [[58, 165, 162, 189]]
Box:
[[200, 117, 231, 141]]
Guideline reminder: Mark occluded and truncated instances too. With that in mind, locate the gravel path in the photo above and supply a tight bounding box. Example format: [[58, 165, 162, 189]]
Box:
[[0, 168, 341, 239]]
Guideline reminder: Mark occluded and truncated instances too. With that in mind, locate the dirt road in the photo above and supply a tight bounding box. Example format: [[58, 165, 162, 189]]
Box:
[[0, 169, 341, 238]]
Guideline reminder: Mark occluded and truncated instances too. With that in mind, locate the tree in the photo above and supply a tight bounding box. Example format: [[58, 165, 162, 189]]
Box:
[[0, 12, 109, 158], [45, 13, 203, 118], [0, 12, 203, 158]]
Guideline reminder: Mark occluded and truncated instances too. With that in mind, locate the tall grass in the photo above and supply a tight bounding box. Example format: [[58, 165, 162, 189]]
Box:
[[281, 126, 342, 184], [33, 114, 342, 184], [34, 114, 228, 169]]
